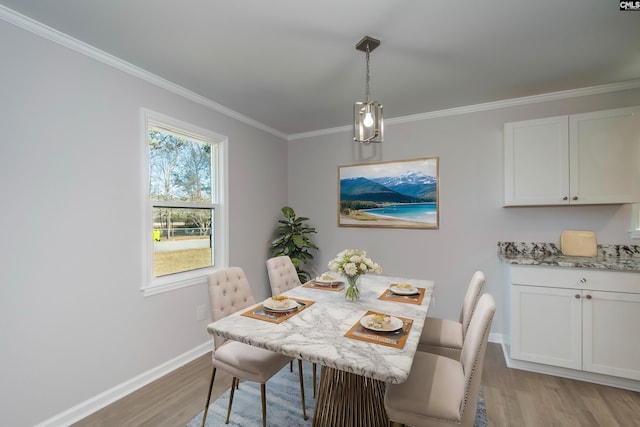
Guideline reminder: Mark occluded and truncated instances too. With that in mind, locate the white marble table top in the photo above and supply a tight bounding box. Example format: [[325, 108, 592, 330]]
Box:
[[207, 274, 434, 384]]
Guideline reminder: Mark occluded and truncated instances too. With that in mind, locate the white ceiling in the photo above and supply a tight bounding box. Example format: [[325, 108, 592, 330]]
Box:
[[2, 0, 639, 137]]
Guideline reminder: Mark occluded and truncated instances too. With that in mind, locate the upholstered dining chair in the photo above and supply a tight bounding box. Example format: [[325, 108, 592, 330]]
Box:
[[417, 271, 485, 359], [385, 293, 496, 427], [202, 267, 308, 427], [265, 255, 318, 397]]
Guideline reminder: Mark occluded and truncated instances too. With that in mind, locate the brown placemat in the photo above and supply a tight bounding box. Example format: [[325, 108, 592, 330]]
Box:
[[378, 286, 426, 305], [344, 310, 413, 349], [241, 298, 315, 324], [302, 280, 345, 291]]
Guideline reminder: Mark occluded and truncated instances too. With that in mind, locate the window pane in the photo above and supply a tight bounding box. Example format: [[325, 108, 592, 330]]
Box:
[[153, 207, 213, 277], [148, 127, 212, 203]]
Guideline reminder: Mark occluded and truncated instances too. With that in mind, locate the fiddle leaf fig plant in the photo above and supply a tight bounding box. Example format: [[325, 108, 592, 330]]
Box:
[[270, 206, 318, 282]]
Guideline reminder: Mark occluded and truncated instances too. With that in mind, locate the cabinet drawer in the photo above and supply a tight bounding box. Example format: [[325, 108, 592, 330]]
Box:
[[511, 265, 640, 293]]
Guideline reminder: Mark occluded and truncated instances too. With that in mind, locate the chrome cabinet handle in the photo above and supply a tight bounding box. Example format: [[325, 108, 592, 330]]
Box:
[[580, 278, 587, 284]]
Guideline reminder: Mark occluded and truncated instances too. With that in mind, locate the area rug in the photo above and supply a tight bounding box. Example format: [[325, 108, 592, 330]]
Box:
[[187, 361, 488, 426]]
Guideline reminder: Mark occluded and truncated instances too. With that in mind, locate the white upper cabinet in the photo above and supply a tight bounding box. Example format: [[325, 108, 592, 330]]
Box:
[[504, 116, 569, 206], [569, 108, 640, 204], [504, 106, 640, 206]]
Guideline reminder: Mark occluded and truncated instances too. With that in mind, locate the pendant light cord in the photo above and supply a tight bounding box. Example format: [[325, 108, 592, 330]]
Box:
[[365, 44, 371, 103]]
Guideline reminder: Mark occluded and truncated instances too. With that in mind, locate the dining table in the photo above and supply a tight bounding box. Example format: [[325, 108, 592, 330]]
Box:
[[207, 273, 434, 427]]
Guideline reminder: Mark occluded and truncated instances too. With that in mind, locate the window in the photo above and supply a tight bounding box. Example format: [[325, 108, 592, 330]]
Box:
[[632, 203, 640, 239], [142, 110, 227, 295]]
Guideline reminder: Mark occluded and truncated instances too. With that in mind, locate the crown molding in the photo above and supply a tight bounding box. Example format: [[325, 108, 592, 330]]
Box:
[[2, 5, 638, 143], [0, 5, 288, 141], [288, 79, 640, 141]]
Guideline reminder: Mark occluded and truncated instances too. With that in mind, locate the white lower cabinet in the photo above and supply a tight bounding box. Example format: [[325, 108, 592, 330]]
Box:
[[511, 285, 582, 369], [510, 266, 640, 382], [583, 290, 640, 380]]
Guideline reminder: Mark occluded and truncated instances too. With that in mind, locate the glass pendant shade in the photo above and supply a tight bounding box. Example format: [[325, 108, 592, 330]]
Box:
[[354, 101, 383, 143], [353, 36, 383, 143]]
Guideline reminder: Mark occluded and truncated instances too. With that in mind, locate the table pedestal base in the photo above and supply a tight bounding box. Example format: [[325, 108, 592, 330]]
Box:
[[313, 366, 389, 427]]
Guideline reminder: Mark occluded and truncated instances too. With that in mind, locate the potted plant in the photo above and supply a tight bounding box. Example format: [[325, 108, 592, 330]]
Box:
[[270, 206, 318, 282]]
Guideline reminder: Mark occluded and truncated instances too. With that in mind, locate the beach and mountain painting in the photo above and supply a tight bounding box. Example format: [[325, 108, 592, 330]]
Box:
[[338, 157, 439, 229]]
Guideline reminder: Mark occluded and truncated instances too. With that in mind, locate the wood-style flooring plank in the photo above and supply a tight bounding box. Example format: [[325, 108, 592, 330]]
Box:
[[481, 344, 640, 427], [73, 343, 640, 427], [71, 353, 231, 427]]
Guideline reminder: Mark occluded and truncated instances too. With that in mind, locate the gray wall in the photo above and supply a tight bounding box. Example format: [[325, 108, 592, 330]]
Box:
[[288, 88, 640, 340], [0, 20, 288, 426]]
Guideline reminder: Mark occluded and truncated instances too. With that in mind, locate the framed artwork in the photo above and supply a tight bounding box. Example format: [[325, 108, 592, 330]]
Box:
[[338, 157, 439, 229]]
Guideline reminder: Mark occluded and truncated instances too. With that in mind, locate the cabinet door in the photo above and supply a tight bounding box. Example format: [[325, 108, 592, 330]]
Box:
[[569, 107, 640, 204], [511, 285, 582, 369], [504, 116, 569, 206], [583, 291, 640, 380]]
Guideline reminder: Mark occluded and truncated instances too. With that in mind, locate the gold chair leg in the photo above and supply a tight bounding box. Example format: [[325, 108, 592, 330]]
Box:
[[297, 359, 308, 420], [312, 363, 317, 398], [261, 383, 267, 427], [225, 377, 238, 424], [201, 367, 217, 427]]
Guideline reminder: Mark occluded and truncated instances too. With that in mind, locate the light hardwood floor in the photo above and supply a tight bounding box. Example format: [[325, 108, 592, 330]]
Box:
[[73, 343, 640, 427]]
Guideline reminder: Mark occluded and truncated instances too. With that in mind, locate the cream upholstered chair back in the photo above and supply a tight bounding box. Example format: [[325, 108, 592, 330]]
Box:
[[267, 255, 319, 396], [459, 271, 485, 337], [458, 293, 495, 423], [207, 267, 256, 349], [266, 256, 302, 295], [203, 267, 309, 426]]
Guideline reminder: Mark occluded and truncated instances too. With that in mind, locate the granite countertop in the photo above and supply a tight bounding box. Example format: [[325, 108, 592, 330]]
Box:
[[498, 242, 640, 272]]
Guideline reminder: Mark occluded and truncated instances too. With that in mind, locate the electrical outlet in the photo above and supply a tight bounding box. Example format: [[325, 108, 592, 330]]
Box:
[[197, 305, 207, 321]]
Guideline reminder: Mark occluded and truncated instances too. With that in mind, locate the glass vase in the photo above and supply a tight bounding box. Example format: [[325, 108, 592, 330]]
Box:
[[345, 275, 361, 301]]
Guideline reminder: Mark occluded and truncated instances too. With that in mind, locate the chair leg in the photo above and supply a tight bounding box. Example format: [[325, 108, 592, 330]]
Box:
[[297, 359, 308, 420], [261, 383, 267, 427], [225, 377, 238, 424], [290, 360, 293, 372], [312, 363, 317, 398], [201, 367, 217, 427]]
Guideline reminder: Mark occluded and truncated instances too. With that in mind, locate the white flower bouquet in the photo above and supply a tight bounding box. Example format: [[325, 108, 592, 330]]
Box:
[[328, 249, 382, 301]]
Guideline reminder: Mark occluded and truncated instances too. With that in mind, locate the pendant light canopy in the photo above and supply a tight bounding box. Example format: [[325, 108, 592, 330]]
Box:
[[354, 36, 383, 143]]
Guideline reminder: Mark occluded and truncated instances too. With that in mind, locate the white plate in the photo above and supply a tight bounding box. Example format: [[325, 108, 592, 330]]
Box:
[[360, 314, 404, 332], [389, 284, 419, 295], [315, 273, 338, 283], [263, 298, 298, 312]]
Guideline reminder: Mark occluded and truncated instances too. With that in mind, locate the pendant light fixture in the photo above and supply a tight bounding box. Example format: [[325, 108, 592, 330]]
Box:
[[354, 36, 383, 143]]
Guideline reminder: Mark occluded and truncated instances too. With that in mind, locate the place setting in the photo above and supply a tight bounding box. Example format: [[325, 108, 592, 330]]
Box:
[[302, 272, 345, 291], [242, 295, 315, 323], [345, 310, 413, 348], [378, 282, 426, 304]]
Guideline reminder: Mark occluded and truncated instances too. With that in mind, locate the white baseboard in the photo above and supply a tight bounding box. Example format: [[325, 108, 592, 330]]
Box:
[[35, 341, 212, 427], [488, 332, 503, 345]]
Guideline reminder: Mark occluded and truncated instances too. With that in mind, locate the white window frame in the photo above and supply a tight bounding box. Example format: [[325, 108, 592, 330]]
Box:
[[631, 203, 640, 240], [141, 109, 228, 296]]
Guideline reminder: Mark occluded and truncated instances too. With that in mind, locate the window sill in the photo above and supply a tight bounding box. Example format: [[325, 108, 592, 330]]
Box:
[[141, 267, 215, 297]]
